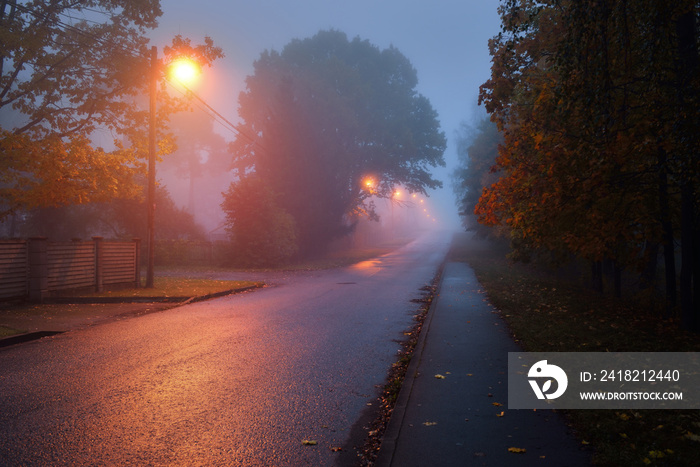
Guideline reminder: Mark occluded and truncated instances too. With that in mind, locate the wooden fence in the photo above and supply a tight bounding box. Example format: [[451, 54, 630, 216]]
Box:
[[0, 240, 28, 300], [0, 237, 140, 302]]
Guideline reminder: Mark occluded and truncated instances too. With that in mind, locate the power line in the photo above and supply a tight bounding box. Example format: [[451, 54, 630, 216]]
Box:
[[169, 80, 268, 154], [11, 2, 147, 62], [9, 1, 266, 155]]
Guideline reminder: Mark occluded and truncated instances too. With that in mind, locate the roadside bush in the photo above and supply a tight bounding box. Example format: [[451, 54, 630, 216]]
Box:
[[221, 176, 298, 267]]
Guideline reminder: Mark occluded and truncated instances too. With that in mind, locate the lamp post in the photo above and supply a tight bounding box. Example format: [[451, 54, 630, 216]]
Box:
[[146, 46, 157, 288], [145, 47, 200, 288]]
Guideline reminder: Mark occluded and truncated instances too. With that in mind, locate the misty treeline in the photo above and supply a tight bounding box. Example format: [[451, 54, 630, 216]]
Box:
[[1, 2, 446, 267], [223, 30, 446, 265], [0, 1, 222, 237], [454, 0, 700, 330]]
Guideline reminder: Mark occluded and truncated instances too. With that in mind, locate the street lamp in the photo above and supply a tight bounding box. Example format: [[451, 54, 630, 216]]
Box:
[[146, 46, 157, 289], [145, 46, 200, 288], [169, 57, 200, 84]]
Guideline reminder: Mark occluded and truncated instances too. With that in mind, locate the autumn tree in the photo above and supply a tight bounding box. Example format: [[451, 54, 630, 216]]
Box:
[[0, 1, 222, 219], [477, 0, 700, 326], [228, 29, 446, 257]]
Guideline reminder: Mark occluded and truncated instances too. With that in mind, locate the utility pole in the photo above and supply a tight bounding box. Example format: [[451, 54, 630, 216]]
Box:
[[146, 46, 157, 288]]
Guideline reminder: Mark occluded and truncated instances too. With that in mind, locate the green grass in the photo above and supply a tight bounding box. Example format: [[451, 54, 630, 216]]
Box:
[[77, 277, 261, 299], [0, 325, 24, 338], [449, 232, 700, 467]]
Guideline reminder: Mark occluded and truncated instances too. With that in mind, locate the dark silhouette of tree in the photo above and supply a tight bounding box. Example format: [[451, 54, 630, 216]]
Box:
[[20, 182, 204, 242], [452, 118, 502, 238], [228, 30, 446, 257]]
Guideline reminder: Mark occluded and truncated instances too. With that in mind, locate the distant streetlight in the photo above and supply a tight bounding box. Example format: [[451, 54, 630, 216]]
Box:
[[362, 176, 377, 195], [391, 189, 401, 234], [146, 47, 200, 288]]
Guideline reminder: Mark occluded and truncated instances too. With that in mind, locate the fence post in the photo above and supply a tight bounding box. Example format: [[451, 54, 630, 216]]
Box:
[[133, 238, 141, 288], [93, 236, 103, 292], [28, 237, 49, 302]]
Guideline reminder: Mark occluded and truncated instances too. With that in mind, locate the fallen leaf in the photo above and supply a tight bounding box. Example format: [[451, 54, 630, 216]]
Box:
[[492, 402, 503, 407], [302, 440, 317, 446], [508, 447, 526, 453], [496, 411, 505, 417], [423, 421, 438, 426], [330, 447, 342, 452], [434, 374, 446, 379]]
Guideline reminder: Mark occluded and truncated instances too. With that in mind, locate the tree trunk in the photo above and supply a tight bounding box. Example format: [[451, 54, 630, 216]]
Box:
[[640, 241, 659, 291], [680, 183, 695, 330], [676, 9, 699, 331], [592, 261, 604, 294], [657, 147, 677, 313]]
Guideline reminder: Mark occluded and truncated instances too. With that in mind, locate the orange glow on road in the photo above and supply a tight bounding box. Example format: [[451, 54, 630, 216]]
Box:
[[351, 258, 382, 276]]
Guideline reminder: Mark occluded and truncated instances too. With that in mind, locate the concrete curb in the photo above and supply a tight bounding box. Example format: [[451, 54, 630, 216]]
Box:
[[0, 331, 63, 349], [46, 283, 264, 304], [374, 261, 446, 467]]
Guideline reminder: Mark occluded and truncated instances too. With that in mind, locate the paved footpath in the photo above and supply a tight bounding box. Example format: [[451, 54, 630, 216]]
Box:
[[375, 262, 592, 466]]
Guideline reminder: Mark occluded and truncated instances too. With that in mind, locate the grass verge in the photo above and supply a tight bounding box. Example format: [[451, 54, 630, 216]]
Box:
[[450, 232, 700, 467], [0, 325, 23, 338], [75, 277, 261, 299], [167, 240, 413, 273]]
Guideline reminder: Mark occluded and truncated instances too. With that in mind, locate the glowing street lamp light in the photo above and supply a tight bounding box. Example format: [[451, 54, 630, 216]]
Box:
[[168, 57, 201, 85], [362, 177, 377, 195]]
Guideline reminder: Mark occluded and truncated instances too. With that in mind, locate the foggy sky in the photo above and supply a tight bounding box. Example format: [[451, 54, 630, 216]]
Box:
[[151, 0, 502, 230]]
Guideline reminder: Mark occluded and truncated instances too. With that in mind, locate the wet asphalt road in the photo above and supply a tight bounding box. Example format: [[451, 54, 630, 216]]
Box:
[[0, 232, 450, 466]]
